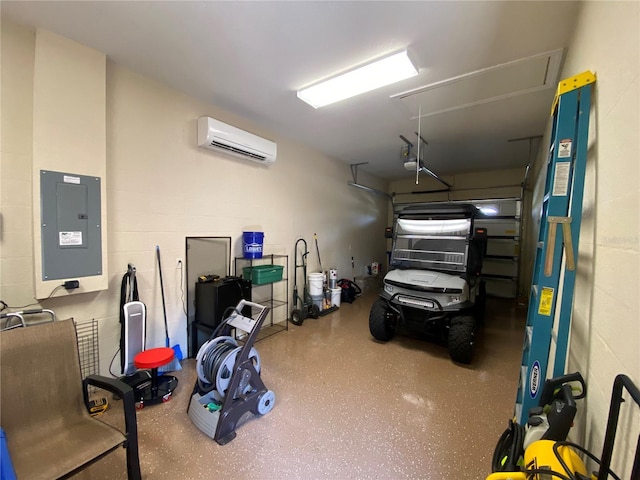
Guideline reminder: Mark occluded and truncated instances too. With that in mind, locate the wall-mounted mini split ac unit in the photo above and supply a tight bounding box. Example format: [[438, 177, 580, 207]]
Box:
[[197, 116, 277, 165]]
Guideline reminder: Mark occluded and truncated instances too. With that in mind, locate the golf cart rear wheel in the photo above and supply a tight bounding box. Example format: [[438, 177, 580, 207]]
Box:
[[448, 316, 475, 364], [369, 298, 397, 341], [291, 309, 304, 326]]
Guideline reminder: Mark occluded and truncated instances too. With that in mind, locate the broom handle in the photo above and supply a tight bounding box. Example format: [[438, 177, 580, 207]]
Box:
[[314, 233, 323, 273], [156, 246, 170, 347]]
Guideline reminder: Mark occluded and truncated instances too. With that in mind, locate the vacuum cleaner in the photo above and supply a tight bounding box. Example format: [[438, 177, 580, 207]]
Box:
[[119, 264, 152, 391]]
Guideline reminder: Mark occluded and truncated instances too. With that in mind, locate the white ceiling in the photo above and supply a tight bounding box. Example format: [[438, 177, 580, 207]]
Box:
[[2, 1, 581, 181]]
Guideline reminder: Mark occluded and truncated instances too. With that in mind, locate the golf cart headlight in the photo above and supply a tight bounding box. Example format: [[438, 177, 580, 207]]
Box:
[[448, 295, 461, 304], [384, 283, 394, 294]]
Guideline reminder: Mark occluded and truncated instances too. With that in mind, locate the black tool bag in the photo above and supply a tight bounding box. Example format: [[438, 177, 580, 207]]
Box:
[[337, 279, 361, 304]]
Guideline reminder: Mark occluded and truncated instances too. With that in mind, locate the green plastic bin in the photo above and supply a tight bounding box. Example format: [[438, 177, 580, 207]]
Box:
[[242, 264, 284, 285]]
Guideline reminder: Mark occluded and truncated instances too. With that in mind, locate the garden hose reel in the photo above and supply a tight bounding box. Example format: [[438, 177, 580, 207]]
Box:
[[196, 335, 262, 400], [188, 301, 275, 445]]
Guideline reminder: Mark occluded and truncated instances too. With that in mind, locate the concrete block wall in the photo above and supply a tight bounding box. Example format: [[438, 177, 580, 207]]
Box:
[[1, 19, 389, 376], [525, 2, 639, 475]]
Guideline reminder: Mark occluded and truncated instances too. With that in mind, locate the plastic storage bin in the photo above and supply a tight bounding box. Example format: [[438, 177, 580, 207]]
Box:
[[242, 265, 284, 285]]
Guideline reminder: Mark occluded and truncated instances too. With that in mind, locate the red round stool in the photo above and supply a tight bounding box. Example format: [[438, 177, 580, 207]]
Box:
[[133, 347, 178, 408]]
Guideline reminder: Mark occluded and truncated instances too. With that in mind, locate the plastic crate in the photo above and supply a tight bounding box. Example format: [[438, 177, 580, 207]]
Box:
[[242, 264, 284, 285]]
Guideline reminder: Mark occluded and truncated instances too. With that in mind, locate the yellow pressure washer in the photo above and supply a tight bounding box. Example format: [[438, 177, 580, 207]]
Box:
[[491, 373, 586, 474], [488, 374, 640, 480], [487, 439, 588, 480], [524, 440, 588, 479]]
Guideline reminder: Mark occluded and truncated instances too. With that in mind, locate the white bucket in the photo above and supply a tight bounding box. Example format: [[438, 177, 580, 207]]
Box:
[[308, 273, 324, 296], [310, 294, 324, 310], [330, 287, 341, 307]]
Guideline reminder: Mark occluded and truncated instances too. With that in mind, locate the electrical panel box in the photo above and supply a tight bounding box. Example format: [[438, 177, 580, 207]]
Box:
[[40, 170, 102, 280]]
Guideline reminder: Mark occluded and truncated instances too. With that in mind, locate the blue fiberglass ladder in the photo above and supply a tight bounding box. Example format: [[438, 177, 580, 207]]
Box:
[[515, 71, 597, 425]]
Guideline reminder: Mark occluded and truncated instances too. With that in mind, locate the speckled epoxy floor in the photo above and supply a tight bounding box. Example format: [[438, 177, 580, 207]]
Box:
[[79, 291, 526, 479]]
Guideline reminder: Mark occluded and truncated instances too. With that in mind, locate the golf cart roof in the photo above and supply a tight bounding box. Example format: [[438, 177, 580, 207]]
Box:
[[394, 202, 480, 219]]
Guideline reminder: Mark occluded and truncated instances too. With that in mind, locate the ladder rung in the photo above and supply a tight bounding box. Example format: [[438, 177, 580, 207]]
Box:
[[531, 284, 538, 298], [526, 326, 533, 349], [515, 403, 523, 423], [520, 365, 528, 389], [543, 193, 550, 203], [537, 241, 544, 249]]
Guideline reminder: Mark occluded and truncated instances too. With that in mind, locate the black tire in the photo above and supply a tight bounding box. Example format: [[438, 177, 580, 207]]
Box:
[[369, 298, 397, 341], [310, 304, 320, 319], [291, 309, 304, 326], [448, 316, 475, 364]]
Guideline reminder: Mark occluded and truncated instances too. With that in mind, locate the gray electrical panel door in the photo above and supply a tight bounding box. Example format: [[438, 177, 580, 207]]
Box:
[[40, 170, 102, 280]]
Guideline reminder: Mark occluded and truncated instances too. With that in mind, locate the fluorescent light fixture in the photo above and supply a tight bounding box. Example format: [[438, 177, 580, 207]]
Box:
[[297, 50, 418, 108]]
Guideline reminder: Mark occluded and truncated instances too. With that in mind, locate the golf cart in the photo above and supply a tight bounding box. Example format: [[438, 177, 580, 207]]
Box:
[[369, 203, 487, 364]]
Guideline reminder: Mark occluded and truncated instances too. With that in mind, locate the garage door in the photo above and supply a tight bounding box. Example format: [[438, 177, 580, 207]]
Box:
[[474, 199, 520, 298]]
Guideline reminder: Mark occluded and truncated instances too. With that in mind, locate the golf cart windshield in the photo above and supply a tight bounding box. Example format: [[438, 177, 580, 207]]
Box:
[[391, 217, 471, 273]]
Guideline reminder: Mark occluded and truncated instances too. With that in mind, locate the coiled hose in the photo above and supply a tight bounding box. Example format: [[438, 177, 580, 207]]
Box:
[[196, 336, 261, 397], [492, 419, 525, 472]]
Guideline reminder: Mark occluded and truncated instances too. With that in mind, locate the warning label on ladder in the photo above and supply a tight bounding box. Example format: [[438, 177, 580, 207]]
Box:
[[558, 138, 572, 158], [552, 162, 571, 196], [538, 287, 554, 316]]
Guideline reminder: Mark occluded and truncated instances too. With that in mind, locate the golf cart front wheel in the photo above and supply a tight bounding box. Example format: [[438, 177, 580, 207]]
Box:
[[291, 309, 305, 326], [448, 316, 475, 364], [369, 298, 397, 341]]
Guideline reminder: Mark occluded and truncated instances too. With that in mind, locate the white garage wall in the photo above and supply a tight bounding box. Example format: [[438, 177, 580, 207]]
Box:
[[526, 2, 639, 476], [1, 20, 389, 374]]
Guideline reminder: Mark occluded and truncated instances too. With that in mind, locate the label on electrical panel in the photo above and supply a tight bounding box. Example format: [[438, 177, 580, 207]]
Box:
[[538, 286, 554, 316], [552, 162, 571, 196], [63, 175, 81, 184], [59, 231, 83, 246]]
